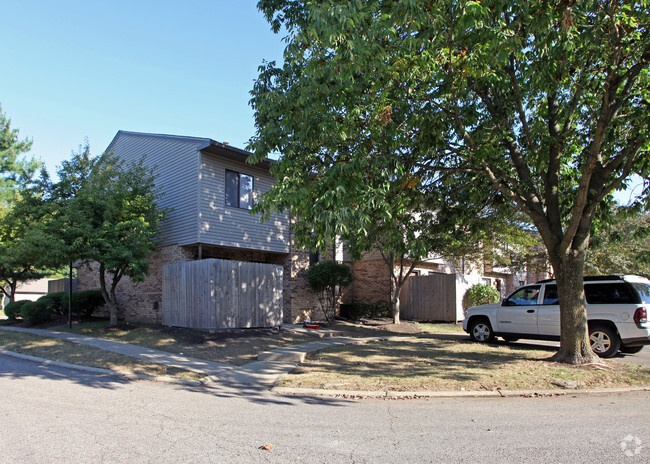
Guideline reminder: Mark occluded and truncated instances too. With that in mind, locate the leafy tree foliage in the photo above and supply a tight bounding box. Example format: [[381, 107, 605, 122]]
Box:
[[586, 210, 650, 277], [0, 106, 45, 302], [0, 193, 51, 303], [0, 105, 40, 207], [251, 1, 649, 364], [46, 145, 167, 326]]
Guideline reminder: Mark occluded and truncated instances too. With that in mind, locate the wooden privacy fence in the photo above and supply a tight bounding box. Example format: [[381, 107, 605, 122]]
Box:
[[162, 258, 283, 329], [400, 272, 491, 322], [400, 273, 457, 322]]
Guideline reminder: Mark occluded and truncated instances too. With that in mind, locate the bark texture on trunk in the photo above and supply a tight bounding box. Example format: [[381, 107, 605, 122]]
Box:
[[99, 264, 121, 328], [548, 249, 599, 364]]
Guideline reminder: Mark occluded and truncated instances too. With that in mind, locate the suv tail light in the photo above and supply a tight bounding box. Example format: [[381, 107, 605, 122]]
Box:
[[633, 307, 647, 323]]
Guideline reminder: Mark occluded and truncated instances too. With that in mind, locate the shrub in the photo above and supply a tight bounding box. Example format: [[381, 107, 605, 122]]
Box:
[[3, 300, 30, 320], [339, 302, 390, 320], [62, 290, 105, 317], [21, 299, 56, 325], [307, 260, 354, 322], [467, 283, 501, 307], [42, 292, 67, 315]]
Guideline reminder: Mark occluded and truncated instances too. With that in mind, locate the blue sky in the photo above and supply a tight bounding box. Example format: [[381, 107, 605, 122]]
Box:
[[2, 1, 286, 174], [1, 1, 643, 203]]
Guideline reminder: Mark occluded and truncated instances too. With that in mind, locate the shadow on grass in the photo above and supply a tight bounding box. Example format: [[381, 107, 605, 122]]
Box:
[[296, 338, 560, 384], [51, 320, 315, 366]]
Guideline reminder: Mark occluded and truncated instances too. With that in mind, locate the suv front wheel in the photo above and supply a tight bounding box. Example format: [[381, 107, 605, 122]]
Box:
[[589, 325, 621, 358], [469, 318, 495, 343]]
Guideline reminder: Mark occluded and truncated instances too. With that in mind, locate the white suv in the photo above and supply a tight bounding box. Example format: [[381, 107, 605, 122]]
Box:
[[462, 275, 650, 358]]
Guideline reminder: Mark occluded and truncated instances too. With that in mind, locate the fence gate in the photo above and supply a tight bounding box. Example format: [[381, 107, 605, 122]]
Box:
[[400, 273, 458, 322], [162, 258, 283, 329]]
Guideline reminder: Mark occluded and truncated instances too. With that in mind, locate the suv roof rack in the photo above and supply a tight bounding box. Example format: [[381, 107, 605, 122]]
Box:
[[536, 275, 624, 284]]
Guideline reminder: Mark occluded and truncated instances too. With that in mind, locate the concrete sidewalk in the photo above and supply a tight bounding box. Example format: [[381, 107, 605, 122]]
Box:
[[0, 325, 379, 389]]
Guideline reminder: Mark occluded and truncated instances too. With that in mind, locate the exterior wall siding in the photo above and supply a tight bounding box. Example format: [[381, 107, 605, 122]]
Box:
[[198, 153, 290, 253], [107, 133, 201, 247]]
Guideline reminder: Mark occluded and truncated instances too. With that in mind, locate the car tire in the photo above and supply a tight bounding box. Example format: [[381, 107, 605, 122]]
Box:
[[620, 345, 644, 354], [589, 325, 621, 358], [469, 318, 495, 343]]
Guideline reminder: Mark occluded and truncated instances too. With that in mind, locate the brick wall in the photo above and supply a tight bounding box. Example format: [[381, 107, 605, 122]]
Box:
[[344, 258, 391, 305], [77, 245, 193, 323], [77, 241, 324, 325]]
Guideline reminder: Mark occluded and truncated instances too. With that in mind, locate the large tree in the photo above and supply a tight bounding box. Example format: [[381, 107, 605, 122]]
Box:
[[49, 146, 167, 326], [0, 191, 51, 303], [251, 1, 650, 364], [0, 105, 44, 301], [0, 105, 40, 206]]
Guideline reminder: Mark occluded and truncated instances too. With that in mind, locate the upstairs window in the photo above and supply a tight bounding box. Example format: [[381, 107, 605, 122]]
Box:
[[225, 170, 253, 209]]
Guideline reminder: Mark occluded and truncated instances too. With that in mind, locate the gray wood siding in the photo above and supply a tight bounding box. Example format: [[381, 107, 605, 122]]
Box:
[[107, 134, 201, 246], [199, 153, 290, 253]]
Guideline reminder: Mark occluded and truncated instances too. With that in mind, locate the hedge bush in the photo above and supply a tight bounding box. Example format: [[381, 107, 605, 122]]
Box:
[[339, 302, 390, 320], [61, 290, 105, 316], [42, 292, 67, 315], [21, 299, 56, 325], [3, 300, 30, 320], [467, 283, 501, 307]]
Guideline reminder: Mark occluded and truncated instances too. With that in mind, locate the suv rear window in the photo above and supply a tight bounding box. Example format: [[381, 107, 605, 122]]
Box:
[[584, 283, 638, 305], [630, 282, 650, 304]]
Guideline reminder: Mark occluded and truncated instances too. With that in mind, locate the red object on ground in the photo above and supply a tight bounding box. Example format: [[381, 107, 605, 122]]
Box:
[[303, 324, 321, 330]]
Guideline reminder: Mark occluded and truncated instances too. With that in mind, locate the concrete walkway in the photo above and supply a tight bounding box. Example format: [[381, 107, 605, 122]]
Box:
[[0, 325, 379, 389]]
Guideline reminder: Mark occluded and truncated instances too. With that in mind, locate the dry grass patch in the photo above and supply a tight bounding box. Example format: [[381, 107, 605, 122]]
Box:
[[0, 331, 202, 380], [416, 322, 465, 335], [334, 319, 465, 337], [280, 338, 650, 392], [52, 320, 315, 366]]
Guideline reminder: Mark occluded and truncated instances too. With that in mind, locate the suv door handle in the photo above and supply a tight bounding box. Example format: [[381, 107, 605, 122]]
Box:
[[527, 309, 535, 313]]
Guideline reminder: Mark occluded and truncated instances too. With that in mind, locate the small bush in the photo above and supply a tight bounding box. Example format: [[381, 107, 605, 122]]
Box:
[[62, 290, 105, 316], [21, 299, 56, 325], [339, 302, 391, 320], [42, 292, 67, 315], [467, 283, 501, 307], [307, 260, 354, 322], [3, 300, 30, 320]]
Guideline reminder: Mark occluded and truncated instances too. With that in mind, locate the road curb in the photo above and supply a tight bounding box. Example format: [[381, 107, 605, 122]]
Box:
[[0, 348, 209, 387], [271, 385, 650, 399]]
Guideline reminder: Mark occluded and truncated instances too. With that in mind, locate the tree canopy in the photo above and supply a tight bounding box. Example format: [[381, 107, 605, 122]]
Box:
[[0, 105, 40, 207], [251, 0, 650, 363], [46, 147, 167, 326], [0, 105, 44, 301]]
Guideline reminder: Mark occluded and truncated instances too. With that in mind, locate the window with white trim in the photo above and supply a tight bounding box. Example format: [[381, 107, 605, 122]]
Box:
[[225, 170, 253, 209]]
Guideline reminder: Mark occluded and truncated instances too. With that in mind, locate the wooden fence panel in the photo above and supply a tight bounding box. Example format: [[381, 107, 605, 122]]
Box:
[[400, 273, 458, 322], [162, 258, 283, 329]]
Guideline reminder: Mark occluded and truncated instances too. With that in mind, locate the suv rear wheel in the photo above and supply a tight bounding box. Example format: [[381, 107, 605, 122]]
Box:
[[589, 325, 621, 358], [469, 318, 495, 343]]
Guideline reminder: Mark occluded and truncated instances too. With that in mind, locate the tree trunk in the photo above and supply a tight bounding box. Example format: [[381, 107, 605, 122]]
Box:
[[99, 264, 119, 328], [391, 287, 401, 325], [548, 250, 599, 364], [8, 280, 17, 303]]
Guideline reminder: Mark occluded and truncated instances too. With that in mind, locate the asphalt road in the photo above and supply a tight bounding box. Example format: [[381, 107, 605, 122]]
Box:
[[1, 355, 648, 463], [492, 338, 650, 368]]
